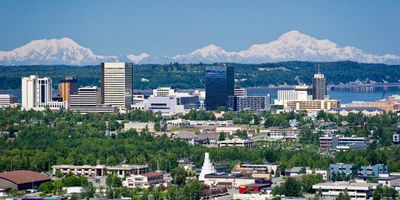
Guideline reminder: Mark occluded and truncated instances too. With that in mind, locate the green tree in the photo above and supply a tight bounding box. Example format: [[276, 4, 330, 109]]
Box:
[[283, 177, 302, 197], [39, 182, 54, 194], [80, 182, 95, 199], [154, 122, 161, 131], [301, 174, 323, 193], [106, 174, 122, 188], [218, 132, 226, 141], [273, 177, 302, 197], [171, 167, 187, 186], [182, 179, 203, 200]]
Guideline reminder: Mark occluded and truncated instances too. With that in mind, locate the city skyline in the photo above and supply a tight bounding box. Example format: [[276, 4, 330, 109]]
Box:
[[1, 1, 400, 200], [1, 0, 400, 58]]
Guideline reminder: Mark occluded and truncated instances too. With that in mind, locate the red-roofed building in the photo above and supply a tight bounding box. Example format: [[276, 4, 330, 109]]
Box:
[[122, 171, 165, 189], [0, 170, 51, 191]]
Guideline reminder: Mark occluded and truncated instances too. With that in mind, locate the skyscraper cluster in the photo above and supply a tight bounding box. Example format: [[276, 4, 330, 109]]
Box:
[[204, 65, 271, 111], [21, 62, 133, 112]]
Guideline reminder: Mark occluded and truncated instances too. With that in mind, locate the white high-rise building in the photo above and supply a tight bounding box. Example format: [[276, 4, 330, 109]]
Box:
[[22, 75, 52, 110], [101, 62, 133, 110], [275, 86, 312, 105], [294, 85, 312, 101], [276, 90, 297, 105], [36, 77, 52, 107], [21, 75, 65, 111], [22, 75, 38, 109], [199, 152, 216, 181]]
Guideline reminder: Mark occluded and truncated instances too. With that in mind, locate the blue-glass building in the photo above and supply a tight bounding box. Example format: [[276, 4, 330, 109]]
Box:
[[329, 163, 358, 180], [205, 65, 234, 110], [361, 164, 388, 177]]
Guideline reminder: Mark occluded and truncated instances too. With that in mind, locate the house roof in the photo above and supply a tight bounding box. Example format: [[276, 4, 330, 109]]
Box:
[[173, 131, 197, 139], [0, 170, 50, 185], [288, 167, 310, 173], [231, 167, 253, 173], [142, 172, 163, 178], [197, 132, 219, 140]]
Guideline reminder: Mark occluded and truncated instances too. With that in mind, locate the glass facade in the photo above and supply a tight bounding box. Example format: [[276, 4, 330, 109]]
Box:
[[312, 73, 327, 100], [204, 65, 234, 110]]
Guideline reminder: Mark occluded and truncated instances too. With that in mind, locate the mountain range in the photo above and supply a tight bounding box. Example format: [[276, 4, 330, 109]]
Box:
[[1, 30, 399, 65]]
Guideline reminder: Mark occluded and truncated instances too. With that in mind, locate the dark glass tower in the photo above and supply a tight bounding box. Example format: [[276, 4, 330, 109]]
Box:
[[312, 72, 327, 100], [205, 65, 234, 110]]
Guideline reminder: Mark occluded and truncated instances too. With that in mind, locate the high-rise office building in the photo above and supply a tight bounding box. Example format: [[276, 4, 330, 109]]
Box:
[[21, 75, 38, 109], [312, 71, 327, 100], [70, 86, 102, 107], [69, 86, 116, 113], [204, 65, 234, 110], [59, 76, 78, 102], [22, 75, 52, 109], [21, 75, 64, 110], [101, 62, 133, 109], [36, 77, 52, 107]]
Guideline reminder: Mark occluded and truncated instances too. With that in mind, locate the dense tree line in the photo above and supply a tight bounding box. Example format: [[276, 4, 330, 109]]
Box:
[[1, 108, 400, 176], [1, 61, 400, 90]]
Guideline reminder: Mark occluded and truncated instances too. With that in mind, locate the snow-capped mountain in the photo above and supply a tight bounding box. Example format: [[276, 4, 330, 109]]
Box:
[[168, 31, 400, 64], [126, 53, 150, 64], [171, 44, 235, 63], [1, 31, 400, 65], [0, 37, 121, 65]]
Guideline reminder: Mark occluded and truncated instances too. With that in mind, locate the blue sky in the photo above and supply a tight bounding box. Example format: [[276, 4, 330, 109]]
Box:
[[0, 0, 399, 56]]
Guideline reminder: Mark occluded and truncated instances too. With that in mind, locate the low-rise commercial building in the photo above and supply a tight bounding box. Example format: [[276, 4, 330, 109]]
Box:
[[0, 170, 51, 191], [132, 96, 185, 116], [329, 163, 358, 180], [52, 164, 149, 178], [306, 169, 329, 180], [284, 99, 340, 111], [330, 107, 385, 116], [124, 122, 155, 132], [215, 127, 242, 135], [167, 119, 234, 128], [320, 135, 339, 151], [240, 162, 279, 175], [361, 164, 388, 177], [122, 172, 165, 189], [203, 174, 257, 188], [312, 182, 378, 200], [227, 95, 270, 111], [376, 174, 400, 188], [346, 96, 400, 112], [0, 94, 18, 108], [320, 135, 368, 152], [259, 128, 300, 142], [337, 136, 368, 151], [286, 167, 310, 177], [218, 138, 254, 148]]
